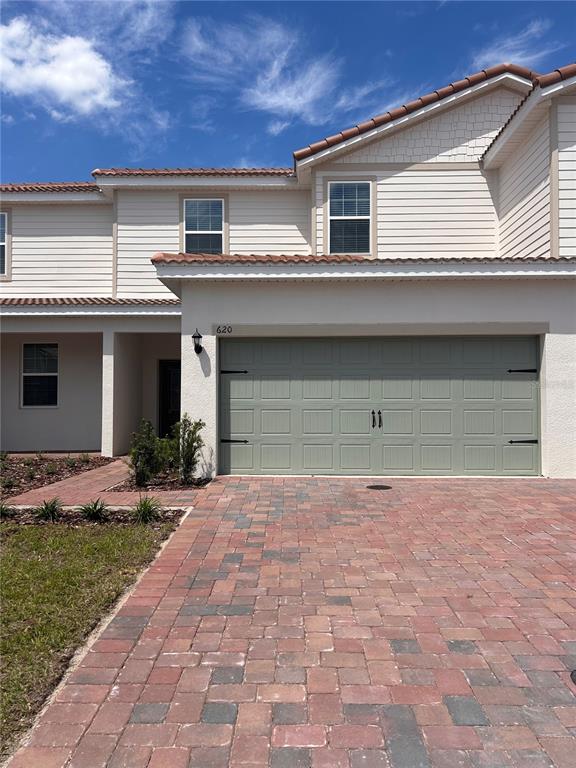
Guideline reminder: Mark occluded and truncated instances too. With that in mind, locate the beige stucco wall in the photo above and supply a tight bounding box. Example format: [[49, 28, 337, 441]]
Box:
[[0, 332, 103, 451], [180, 278, 576, 478]]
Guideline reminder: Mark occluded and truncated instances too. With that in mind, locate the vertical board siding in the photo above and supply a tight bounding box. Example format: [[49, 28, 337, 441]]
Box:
[[315, 167, 496, 258], [3, 204, 113, 296], [558, 103, 576, 258], [337, 89, 523, 164], [498, 116, 550, 260], [116, 190, 179, 296], [228, 190, 310, 254]]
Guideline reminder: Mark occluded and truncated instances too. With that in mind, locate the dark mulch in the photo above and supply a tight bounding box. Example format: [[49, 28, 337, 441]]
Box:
[[0, 455, 114, 499], [0, 506, 185, 528], [112, 469, 210, 492]]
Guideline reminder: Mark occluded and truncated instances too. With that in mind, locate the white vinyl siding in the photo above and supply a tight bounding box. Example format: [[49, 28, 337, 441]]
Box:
[[558, 102, 576, 259], [116, 190, 178, 296], [1, 204, 113, 296], [315, 167, 496, 258], [337, 88, 523, 164], [228, 190, 310, 255], [498, 115, 550, 261]]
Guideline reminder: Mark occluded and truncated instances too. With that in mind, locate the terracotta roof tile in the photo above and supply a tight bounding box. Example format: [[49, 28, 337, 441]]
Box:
[[0, 182, 100, 193], [151, 252, 575, 266], [534, 62, 576, 88], [293, 63, 539, 162], [0, 297, 180, 306], [92, 167, 293, 177]]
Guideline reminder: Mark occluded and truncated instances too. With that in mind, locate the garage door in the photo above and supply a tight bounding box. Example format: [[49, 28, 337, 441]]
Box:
[[219, 337, 539, 476]]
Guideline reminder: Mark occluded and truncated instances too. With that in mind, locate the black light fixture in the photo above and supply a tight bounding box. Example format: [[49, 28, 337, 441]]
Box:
[[192, 329, 203, 354]]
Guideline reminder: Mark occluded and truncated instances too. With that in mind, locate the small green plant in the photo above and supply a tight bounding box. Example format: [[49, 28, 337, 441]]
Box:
[[45, 462, 57, 476], [65, 455, 77, 469], [132, 495, 162, 524], [26, 469, 36, 481], [79, 453, 91, 464], [1, 477, 15, 492], [35, 452, 44, 462], [130, 420, 162, 487], [23, 457, 34, 467], [79, 498, 108, 523], [0, 451, 8, 466], [176, 414, 205, 484], [34, 498, 62, 522], [0, 501, 14, 519]]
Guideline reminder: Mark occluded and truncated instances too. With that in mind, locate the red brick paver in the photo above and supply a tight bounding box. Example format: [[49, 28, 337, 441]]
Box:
[[8, 476, 576, 767]]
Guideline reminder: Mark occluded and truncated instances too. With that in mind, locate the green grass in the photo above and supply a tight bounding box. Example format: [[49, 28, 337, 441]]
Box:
[[0, 522, 174, 757]]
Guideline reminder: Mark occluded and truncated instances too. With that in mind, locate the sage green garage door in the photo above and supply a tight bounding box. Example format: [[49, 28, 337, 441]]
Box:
[[219, 337, 540, 475]]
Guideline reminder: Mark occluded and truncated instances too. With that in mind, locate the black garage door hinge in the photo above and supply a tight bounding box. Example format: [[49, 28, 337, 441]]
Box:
[[507, 369, 537, 373], [220, 370, 248, 374], [220, 439, 249, 444], [508, 439, 538, 444]]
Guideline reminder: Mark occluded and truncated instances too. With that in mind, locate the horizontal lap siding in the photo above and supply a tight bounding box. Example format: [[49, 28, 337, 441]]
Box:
[[498, 116, 550, 260], [558, 103, 576, 259], [116, 190, 178, 296], [229, 190, 310, 255], [4, 204, 113, 296]]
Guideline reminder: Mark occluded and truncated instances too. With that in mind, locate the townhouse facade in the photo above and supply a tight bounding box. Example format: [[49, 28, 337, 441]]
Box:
[[1, 62, 575, 477]]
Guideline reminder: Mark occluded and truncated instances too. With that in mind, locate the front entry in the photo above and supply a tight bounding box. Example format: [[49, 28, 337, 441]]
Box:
[[158, 360, 181, 437], [219, 337, 540, 476]]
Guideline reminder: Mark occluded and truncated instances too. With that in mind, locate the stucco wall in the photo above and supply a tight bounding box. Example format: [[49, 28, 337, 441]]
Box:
[[1, 333, 102, 451], [180, 279, 576, 478]]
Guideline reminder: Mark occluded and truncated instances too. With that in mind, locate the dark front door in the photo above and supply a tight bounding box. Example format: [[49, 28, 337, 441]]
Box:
[[158, 360, 181, 437]]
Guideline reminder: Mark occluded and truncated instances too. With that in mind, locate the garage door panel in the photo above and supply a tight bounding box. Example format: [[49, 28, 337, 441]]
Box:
[[219, 337, 539, 476]]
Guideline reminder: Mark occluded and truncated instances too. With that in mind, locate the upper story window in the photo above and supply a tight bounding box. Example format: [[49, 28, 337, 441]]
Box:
[[184, 199, 223, 254], [22, 343, 58, 407], [329, 182, 371, 254], [0, 212, 6, 275]]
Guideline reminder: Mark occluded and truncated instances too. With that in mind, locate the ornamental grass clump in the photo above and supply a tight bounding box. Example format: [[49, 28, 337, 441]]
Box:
[[79, 498, 108, 523], [132, 496, 162, 524], [34, 498, 62, 522]]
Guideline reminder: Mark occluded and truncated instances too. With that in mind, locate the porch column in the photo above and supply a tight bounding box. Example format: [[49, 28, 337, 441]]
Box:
[[101, 330, 143, 457], [181, 325, 218, 477]]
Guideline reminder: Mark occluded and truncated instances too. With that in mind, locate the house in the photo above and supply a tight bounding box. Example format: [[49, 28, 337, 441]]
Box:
[[1, 62, 575, 478]]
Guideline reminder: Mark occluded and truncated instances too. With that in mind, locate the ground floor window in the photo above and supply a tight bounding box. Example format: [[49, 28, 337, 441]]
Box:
[[22, 343, 58, 407]]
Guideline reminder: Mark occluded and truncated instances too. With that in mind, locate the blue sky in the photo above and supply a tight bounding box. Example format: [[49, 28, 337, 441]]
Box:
[[1, 1, 574, 182]]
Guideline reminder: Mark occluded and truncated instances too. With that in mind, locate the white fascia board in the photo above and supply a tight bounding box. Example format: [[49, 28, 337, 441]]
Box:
[[0, 304, 181, 317], [93, 176, 301, 190], [484, 75, 576, 168], [0, 193, 108, 204], [295, 74, 533, 172], [155, 260, 576, 283]]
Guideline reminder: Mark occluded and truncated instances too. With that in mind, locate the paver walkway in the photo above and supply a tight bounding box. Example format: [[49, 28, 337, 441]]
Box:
[[7, 476, 576, 768]]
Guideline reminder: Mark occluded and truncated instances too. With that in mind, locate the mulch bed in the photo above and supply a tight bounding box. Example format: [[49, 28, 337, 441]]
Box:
[[112, 469, 210, 492], [0, 506, 185, 529], [0, 455, 114, 499]]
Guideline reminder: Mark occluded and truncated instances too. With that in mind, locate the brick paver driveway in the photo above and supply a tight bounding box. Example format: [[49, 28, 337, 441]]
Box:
[[9, 477, 576, 768]]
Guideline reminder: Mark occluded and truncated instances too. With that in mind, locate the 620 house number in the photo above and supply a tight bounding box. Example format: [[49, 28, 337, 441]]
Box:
[[216, 325, 233, 334]]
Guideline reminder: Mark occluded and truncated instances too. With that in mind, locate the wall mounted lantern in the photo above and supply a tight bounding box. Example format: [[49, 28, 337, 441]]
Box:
[[192, 329, 203, 354]]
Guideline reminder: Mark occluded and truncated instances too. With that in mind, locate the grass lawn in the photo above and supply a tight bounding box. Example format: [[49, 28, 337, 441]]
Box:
[[0, 521, 175, 758]]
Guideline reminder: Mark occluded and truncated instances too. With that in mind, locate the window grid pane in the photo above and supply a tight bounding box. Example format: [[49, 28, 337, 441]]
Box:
[[185, 233, 223, 255], [23, 376, 58, 407], [329, 183, 370, 218], [23, 344, 58, 374], [0, 244, 4, 275], [0, 213, 5, 243], [185, 200, 223, 232], [330, 220, 370, 253]]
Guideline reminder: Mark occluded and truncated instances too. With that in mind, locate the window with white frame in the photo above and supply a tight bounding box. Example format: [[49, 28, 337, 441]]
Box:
[[184, 199, 223, 254], [329, 182, 371, 254], [0, 212, 6, 275], [22, 343, 58, 407]]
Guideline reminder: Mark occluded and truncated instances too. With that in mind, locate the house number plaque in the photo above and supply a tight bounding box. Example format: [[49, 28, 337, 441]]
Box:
[[215, 325, 233, 334]]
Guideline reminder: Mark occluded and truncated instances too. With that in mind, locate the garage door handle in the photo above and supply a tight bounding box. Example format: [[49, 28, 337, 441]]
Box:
[[507, 369, 537, 373], [220, 439, 249, 444], [508, 439, 538, 444], [371, 410, 376, 428], [378, 410, 382, 428]]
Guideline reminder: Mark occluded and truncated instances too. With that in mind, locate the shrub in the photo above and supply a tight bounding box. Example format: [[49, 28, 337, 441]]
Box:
[[1, 477, 15, 492], [80, 498, 108, 523], [130, 420, 162, 487], [132, 495, 162, 524], [23, 457, 34, 467], [79, 453, 91, 464], [65, 456, 77, 469], [34, 498, 62, 522], [45, 462, 57, 476], [174, 414, 205, 485], [0, 501, 14, 519]]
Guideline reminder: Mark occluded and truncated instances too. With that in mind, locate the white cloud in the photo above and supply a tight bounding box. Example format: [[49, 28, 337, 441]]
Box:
[[471, 19, 565, 70], [0, 17, 126, 115], [181, 15, 395, 132]]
